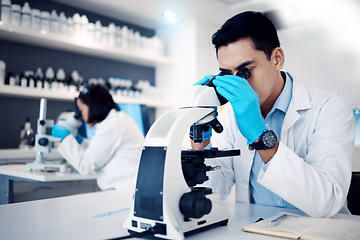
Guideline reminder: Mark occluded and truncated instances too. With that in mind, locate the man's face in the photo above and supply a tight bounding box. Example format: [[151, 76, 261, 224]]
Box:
[[217, 38, 282, 107]]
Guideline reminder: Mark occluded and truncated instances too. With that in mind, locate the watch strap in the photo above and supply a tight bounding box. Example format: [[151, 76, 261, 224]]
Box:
[[249, 130, 277, 150], [250, 138, 266, 150]]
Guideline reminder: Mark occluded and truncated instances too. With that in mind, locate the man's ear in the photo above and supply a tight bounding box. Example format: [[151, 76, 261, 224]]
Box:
[[272, 47, 285, 70]]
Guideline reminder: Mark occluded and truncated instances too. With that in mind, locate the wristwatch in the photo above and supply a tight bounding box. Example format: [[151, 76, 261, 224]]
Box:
[[249, 130, 277, 150]]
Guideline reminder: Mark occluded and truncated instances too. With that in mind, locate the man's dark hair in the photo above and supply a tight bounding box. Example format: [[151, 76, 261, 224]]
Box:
[[78, 84, 119, 124], [212, 11, 280, 60]]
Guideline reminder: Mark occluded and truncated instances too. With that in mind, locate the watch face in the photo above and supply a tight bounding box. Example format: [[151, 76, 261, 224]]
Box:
[[262, 130, 277, 148]]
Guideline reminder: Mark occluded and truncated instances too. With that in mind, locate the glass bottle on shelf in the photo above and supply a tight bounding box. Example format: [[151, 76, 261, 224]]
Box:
[[19, 117, 34, 150], [21, 2, 31, 28], [1, 0, 12, 24]]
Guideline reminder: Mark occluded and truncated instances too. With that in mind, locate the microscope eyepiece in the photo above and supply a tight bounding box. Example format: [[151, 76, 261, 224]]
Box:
[[236, 67, 251, 79], [203, 67, 250, 105]]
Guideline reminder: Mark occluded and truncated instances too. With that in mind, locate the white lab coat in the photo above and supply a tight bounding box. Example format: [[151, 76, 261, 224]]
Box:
[[58, 109, 144, 191], [208, 78, 355, 217]]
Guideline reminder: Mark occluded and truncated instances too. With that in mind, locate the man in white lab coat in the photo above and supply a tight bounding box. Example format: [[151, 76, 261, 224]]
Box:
[[192, 11, 355, 218]]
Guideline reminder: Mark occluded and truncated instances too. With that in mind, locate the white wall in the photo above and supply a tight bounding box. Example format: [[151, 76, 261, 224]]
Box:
[[279, 22, 360, 109], [155, 18, 197, 117], [270, 0, 360, 109], [155, 18, 222, 118], [195, 20, 221, 80], [155, 0, 360, 120]]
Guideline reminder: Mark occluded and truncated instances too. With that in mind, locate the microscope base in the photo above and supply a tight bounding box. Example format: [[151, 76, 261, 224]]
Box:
[[128, 219, 228, 239], [184, 219, 228, 237], [26, 162, 67, 173]]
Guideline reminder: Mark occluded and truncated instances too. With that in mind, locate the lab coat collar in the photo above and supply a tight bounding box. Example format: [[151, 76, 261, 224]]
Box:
[[97, 108, 118, 127], [281, 72, 312, 136], [290, 73, 312, 111]]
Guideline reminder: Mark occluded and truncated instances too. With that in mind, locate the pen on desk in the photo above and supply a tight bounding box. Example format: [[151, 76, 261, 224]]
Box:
[[267, 214, 287, 227], [93, 207, 131, 218]]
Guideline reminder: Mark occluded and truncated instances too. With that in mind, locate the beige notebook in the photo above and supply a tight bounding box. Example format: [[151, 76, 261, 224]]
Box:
[[242, 212, 360, 240]]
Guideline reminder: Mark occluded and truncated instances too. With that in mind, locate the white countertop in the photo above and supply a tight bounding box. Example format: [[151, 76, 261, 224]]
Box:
[[0, 149, 96, 182], [0, 148, 63, 161], [0, 164, 96, 182], [0, 190, 359, 240]]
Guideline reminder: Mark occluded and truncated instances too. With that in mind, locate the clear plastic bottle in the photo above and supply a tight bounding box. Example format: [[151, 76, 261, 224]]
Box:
[[67, 16, 74, 36], [45, 67, 54, 89], [20, 73, 28, 87], [10, 4, 21, 26], [115, 26, 122, 47], [56, 68, 66, 91], [128, 29, 134, 50], [94, 20, 102, 42], [8, 74, 16, 86], [21, 2, 31, 28], [102, 25, 109, 45], [1, 0, 12, 24], [0, 59, 5, 86], [133, 31, 141, 51], [87, 22, 95, 40], [108, 23, 116, 46], [80, 15, 88, 36], [69, 70, 80, 93], [34, 67, 44, 88], [24, 70, 34, 88], [121, 25, 128, 49], [40, 11, 50, 33], [31, 9, 40, 31], [58, 12, 67, 35], [50, 9, 59, 33], [72, 13, 81, 35]]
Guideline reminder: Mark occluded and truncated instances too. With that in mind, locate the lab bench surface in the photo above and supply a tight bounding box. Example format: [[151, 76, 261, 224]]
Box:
[[0, 164, 97, 204], [0, 164, 96, 182], [0, 189, 359, 240]]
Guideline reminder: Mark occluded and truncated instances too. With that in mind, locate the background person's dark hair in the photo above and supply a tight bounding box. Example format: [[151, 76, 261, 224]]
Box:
[[78, 84, 120, 124], [212, 11, 280, 60]]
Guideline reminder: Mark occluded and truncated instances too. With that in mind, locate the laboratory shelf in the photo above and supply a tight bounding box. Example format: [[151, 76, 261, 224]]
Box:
[[0, 24, 172, 67], [0, 85, 171, 108]]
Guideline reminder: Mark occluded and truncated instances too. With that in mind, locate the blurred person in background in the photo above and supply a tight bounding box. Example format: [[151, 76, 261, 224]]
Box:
[[52, 84, 144, 191]]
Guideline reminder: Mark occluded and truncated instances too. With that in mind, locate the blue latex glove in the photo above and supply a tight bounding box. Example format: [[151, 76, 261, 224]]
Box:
[[75, 133, 84, 145], [213, 75, 267, 144], [202, 126, 212, 140], [193, 75, 214, 86], [51, 124, 71, 141]]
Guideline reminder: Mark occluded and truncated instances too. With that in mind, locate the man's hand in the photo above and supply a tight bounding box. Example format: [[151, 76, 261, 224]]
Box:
[[194, 75, 214, 86], [213, 75, 267, 144], [191, 138, 211, 150]]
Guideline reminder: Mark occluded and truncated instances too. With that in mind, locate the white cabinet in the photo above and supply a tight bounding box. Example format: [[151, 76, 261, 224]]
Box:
[[0, 85, 170, 107], [0, 24, 172, 108]]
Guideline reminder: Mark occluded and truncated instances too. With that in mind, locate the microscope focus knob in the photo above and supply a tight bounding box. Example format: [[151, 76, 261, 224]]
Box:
[[38, 138, 49, 146], [179, 190, 212, 220]]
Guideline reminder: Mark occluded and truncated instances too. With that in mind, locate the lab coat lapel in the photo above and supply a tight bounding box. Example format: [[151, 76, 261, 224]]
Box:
[[281, 79, 312, 148]]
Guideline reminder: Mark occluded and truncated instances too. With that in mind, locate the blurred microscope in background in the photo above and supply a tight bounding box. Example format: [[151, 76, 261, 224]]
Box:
[[26, 98, 82, 173]]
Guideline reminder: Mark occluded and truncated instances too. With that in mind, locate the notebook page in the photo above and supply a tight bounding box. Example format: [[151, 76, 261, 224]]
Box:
[[243, 212, 331, 239], [301, 218, 360, 240]]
